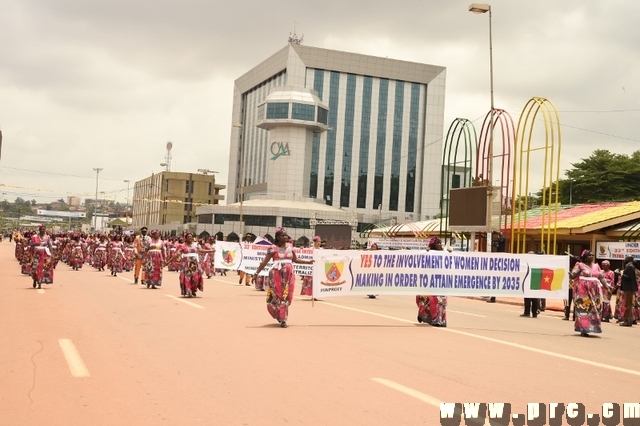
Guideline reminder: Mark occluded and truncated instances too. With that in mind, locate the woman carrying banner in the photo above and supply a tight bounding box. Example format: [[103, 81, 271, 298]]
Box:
[[570, 249, 608, 336], [300, 236, 321, 298], [416, 237, 447, 327], [253, 227, 314, 328]]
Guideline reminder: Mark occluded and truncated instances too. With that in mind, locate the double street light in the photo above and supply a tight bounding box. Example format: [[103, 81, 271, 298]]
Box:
[[469, 3, 495, 251]]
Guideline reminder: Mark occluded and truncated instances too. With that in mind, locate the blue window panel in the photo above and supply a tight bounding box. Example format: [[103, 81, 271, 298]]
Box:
[[340, 74, 357, 207], [323, 71, 340, 205], [405, 83, 420, 213], [373, 79, 389, 211], [389, 81, 404, 211], [292, 103, 315, 121], [266, 102, 289, 119], [357, 76, 373, 209], [309, 69, 324, 198]]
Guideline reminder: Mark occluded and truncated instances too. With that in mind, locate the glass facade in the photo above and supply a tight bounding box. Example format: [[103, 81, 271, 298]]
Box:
[[266, 102, 289, 119], [405, 83, 420, 212], [373, 79, 389, 211], [389, 81, 404, 211], [245, 215, 277, 227], [317, 107, 328, 125], [340, 74, 356, 207], [357, 76, 373, 209], [282, 216, 311, 229], [323, 71, 340, 205], [309, 69, 324, 199], [213, 214, 241, 224], [292, 103, 315, 121]]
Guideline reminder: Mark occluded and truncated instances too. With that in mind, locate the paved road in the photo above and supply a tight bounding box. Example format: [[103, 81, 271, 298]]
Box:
[[1, 242, 638, 426]]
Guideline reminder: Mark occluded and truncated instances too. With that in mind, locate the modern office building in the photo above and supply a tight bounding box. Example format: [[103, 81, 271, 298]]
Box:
[[132, 172, 225, 231], [226, 43, 446, 229]]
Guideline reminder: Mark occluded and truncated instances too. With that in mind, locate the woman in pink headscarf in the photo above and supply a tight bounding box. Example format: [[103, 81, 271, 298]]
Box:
[[30, 225, 54, 289], [416, 236, 447, 327], [570, 249, 607, 336], [254, 227, 314, 328]]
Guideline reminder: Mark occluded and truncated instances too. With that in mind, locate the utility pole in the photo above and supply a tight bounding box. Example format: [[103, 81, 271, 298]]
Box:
[[93, 168, 103, 231]]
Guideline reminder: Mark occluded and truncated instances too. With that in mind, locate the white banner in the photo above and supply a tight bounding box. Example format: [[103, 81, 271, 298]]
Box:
[[312, 250, 570, 299], [595, 241, 640, 260], [213, 241, 313, 276], [368, 237, 465, 251], [37, 209, 86, 218]]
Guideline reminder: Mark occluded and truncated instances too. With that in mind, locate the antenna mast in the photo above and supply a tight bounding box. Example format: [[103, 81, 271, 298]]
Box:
[[288, 22, 304, 45], [164, 141, 173, 172]]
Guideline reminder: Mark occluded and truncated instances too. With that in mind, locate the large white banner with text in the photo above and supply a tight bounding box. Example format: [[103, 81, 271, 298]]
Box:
[[311, 249, 570, 299]]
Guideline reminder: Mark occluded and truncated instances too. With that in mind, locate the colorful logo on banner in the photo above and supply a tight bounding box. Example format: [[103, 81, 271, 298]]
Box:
[[321, 260, 346, 286], [221, 249, 238, 267]]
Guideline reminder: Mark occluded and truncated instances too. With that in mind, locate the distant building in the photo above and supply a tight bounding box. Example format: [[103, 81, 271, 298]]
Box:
[[132, 171, 225, 229], [67, 196, 81, 207], [225, 43, 446, 231]]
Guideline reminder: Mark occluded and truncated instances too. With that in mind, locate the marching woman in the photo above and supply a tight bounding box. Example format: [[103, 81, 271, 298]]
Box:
[[416, 237, 448, 327], [171, 233, 213, 297], [70, 234, 85, 271], [30, 225, 54, 289], [600, 260, 615, 322], [93, 234, 108, 271], [570, 249, 607, 336], [123, 235, 135, 272], [143, 229, 166, 289], [253, 227, 314, 328], [109, 233, 125, 277], [300, 236, 321, 298]]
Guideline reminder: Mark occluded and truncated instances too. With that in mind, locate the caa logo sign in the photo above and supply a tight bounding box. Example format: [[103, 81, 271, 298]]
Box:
[[270, 142, 290, 160]]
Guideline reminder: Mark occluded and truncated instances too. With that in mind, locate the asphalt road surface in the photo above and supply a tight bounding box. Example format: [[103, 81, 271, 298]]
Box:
[[1, 242, 639, 426]]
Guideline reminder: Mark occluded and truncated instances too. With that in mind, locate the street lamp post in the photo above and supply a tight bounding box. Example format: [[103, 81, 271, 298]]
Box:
[[469, 3, 494, 252], [233, 123, 245, 236], [124, 180, 130, 227], [569, 179, 574, 206], [93, 168, 103, 231]]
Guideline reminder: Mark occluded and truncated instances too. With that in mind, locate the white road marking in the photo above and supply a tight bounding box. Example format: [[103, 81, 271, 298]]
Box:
[[117, 276, 135, 283], [323, 302, 640, 377], [58, 339, 90, 378], [371, 378, 441, 407], [37, 289, 45, 294], [165, 294, 205, 309], [320, 301, 416, 324], [447, 309, 486, 318]]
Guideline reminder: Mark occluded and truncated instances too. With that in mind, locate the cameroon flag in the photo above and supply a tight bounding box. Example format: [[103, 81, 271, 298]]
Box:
[[530, 268, 565, 291]]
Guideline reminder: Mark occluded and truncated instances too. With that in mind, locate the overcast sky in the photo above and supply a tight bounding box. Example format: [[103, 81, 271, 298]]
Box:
[[1, 0, 638, 206]]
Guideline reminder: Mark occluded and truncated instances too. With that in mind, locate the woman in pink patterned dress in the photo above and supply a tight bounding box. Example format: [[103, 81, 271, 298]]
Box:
[[109, 234, 125, 277], [600, 260, 615, 322], [171, 233, 213, 297], [300, 236, 321, 297], [93, 235, 108, 271], [143, 230, 166, 289], [123, 235, 135, 272], [253, 228, 314, 328], [570, 249, 607, 336], [70, 234, 84, 271], [30, 225, 54, 289], [416, 237, 447, 327]]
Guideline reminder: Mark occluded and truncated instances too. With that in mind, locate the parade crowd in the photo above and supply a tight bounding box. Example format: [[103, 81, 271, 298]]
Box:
[[7, 225, 640, 333]]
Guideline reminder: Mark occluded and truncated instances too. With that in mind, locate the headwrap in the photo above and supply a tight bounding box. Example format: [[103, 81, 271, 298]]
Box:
[[183, 232, 192, 239], [150, 229, 159, 235], [602, 260, 610, 266], [275, 227, 286, 234], [581, 249, 592, 260], [313, 235, 321, 242], [428, 236, 441, 248]]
